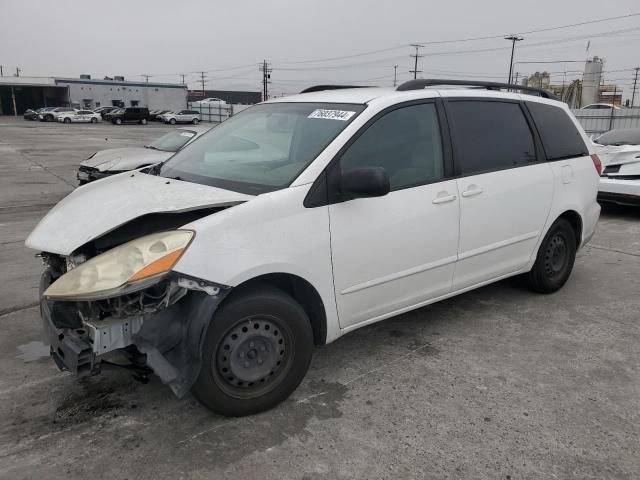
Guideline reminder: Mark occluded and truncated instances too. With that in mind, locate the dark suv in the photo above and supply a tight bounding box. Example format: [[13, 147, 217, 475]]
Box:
[[110, 107, 151, 125]]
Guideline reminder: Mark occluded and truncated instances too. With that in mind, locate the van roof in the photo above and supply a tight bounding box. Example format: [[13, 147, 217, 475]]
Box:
[[267, 80, 560, 106]]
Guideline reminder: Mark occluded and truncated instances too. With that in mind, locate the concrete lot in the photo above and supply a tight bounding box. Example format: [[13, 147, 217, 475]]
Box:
[[0, 117, 638, 479]]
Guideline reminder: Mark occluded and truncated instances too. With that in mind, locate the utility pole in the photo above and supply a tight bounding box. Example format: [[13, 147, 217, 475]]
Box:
[[514, 72, 519, 85], [180, 73, 186, 85], [393, 65, 398, 87], [504, 35, 523, 84], [0, 65, 3, 76], [141, 74, 151, 83], [198, 71, 207, 98], [409, 44, 424, 80], [632, 67, 640, 107], [259, 60, 272, 101], [15, 67, 21, 77]]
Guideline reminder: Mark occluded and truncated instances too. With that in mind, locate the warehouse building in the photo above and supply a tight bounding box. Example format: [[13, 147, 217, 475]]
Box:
[[0, 75, 187, 115]]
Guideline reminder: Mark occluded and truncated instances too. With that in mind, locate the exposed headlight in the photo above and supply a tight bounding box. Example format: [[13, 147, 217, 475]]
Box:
[[44, 230, 194, 301]]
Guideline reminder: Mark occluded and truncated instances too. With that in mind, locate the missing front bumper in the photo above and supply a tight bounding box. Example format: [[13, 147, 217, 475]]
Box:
[[39, 267, 228, 397]]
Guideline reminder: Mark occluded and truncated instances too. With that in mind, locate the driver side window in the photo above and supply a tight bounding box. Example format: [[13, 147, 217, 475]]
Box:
[[340, 103, 444, 190]]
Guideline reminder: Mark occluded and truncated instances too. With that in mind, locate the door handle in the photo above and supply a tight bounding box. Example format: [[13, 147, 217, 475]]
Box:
[[461, 186, 483, 198], [432, 193, 457, 204]]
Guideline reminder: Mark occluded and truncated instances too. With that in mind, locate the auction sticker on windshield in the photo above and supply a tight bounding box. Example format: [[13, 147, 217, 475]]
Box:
[[308, 109, 356, 121]]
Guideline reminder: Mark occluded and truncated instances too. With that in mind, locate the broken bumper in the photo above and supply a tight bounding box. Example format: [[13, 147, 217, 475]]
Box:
[[39, 268, 228, 397]]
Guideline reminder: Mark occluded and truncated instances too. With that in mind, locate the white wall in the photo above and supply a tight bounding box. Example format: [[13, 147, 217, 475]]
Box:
[[56, 79, 187, 111]]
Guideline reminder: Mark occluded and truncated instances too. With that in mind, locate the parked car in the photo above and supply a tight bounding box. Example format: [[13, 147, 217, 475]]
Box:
[[77, 126, 211, 184], [191, 97, 227, 107], [58, 110, 102, 124], [39, 107, 76, 122], [110, 107, 151, 125], [103, 108, 123, 121], [94, 106, 120, 118], [23, 109, 39, 120], [581, 103, 620, 110], [25, 80, 600, 417], [156, 110, 174, 123], [162, 110, 201, 125], [592, 127, 640, 206], [151, 110, 171, 121]]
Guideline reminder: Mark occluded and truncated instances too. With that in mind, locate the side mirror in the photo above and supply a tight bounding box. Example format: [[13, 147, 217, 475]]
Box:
[[340, 167, 390, 200]]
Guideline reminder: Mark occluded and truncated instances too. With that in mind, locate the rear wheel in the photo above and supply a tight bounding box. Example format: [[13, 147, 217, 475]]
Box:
[[63, 117, 71, 124], [525, 218, 577, 293], [140, 118, 147, 125], [192, 285, 313, 416], [169, 118, 176, 125], [90, 117, 97, 123], [192, 118, 199, 125], [114, 118, 122, 125]]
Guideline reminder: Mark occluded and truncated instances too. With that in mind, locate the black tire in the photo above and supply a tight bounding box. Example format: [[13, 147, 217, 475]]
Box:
[[192, 285, 313, 416], [192, 118, 199, 125], [114, 118, 122, 125], [169, 118, 176, 125], [140, 118, 147, 125], [525, 218, 577, 293], [63, 117, 71, 124], [91, 117, 97, 123], [46, 115, 54, 122]]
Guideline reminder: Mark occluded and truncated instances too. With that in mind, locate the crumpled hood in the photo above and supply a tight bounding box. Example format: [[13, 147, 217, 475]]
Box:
[[595, 144, 640, 167], [81, 147, 171, 171], [26, 173, 253, 255]]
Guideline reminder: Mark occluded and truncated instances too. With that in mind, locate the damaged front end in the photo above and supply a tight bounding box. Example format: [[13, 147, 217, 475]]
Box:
[[39, 246, 229, 398]]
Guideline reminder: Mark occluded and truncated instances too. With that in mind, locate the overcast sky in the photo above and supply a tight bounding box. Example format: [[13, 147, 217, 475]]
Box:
[[1, 0, 639, 97]]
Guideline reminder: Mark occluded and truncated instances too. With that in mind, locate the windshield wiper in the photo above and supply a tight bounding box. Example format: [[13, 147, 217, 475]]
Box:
[[145, 145, 159, 150]]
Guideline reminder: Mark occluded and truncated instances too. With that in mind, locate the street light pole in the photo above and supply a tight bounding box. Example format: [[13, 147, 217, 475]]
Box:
[[505, 35, 523, 84]]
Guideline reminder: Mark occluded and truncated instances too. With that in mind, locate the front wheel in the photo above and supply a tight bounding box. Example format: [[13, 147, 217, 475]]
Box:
[[525, 218, 577, 293], [169, 118, 176, 125], [114, 118, 122, 125], [192, 286, 314, 416], [63, 117, 71, 124], [91, 117, 98, 123], [140, 118, 147, 125]]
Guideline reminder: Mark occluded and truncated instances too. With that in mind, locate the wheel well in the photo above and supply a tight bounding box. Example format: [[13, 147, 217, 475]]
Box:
[[558, 210, 582, 244], [228, 273, 327, 346]]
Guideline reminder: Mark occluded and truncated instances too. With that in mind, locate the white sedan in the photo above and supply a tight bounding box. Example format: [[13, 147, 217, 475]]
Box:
[[58, 110, 102, 124], [593, 128, 640, 206]]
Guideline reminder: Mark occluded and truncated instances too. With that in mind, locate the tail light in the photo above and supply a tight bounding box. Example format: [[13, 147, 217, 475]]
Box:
[[591, 153, 602, 176]]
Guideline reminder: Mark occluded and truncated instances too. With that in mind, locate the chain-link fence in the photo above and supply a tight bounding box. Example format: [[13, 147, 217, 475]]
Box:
[[187, 103, 252, 124]]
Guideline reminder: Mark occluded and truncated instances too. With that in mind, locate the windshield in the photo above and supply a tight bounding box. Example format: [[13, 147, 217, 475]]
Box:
[[158, 102, 365, 194], [149, 130, 197, 152], [595, 128, 640, 146]]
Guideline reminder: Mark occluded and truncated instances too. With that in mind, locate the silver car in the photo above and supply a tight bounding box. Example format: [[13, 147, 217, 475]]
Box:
[[77, 126, 211, 184]]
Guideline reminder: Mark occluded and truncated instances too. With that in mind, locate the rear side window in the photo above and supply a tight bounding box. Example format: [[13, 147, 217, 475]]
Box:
[[448, 101, 536, 175], [526, 102, 588, 160]]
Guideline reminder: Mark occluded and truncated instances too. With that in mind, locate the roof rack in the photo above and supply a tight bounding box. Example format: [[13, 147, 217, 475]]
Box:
[[396, 79, 558, 99], [300, 85, 370, 94]]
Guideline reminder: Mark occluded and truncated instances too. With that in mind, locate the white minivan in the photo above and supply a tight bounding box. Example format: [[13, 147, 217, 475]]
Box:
[[26, 80, 601, 416]]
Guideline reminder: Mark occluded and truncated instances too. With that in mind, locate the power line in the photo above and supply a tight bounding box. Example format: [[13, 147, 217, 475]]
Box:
[[409, 44, 424, 79], [198, 71, 207, 96], [632, 67, 640, 107], [259, 60, 272, 100]]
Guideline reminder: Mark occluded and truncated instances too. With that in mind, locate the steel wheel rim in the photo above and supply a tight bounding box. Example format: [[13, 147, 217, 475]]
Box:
[[212, 315, 291, 398], [545, 233, 567, 278]]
